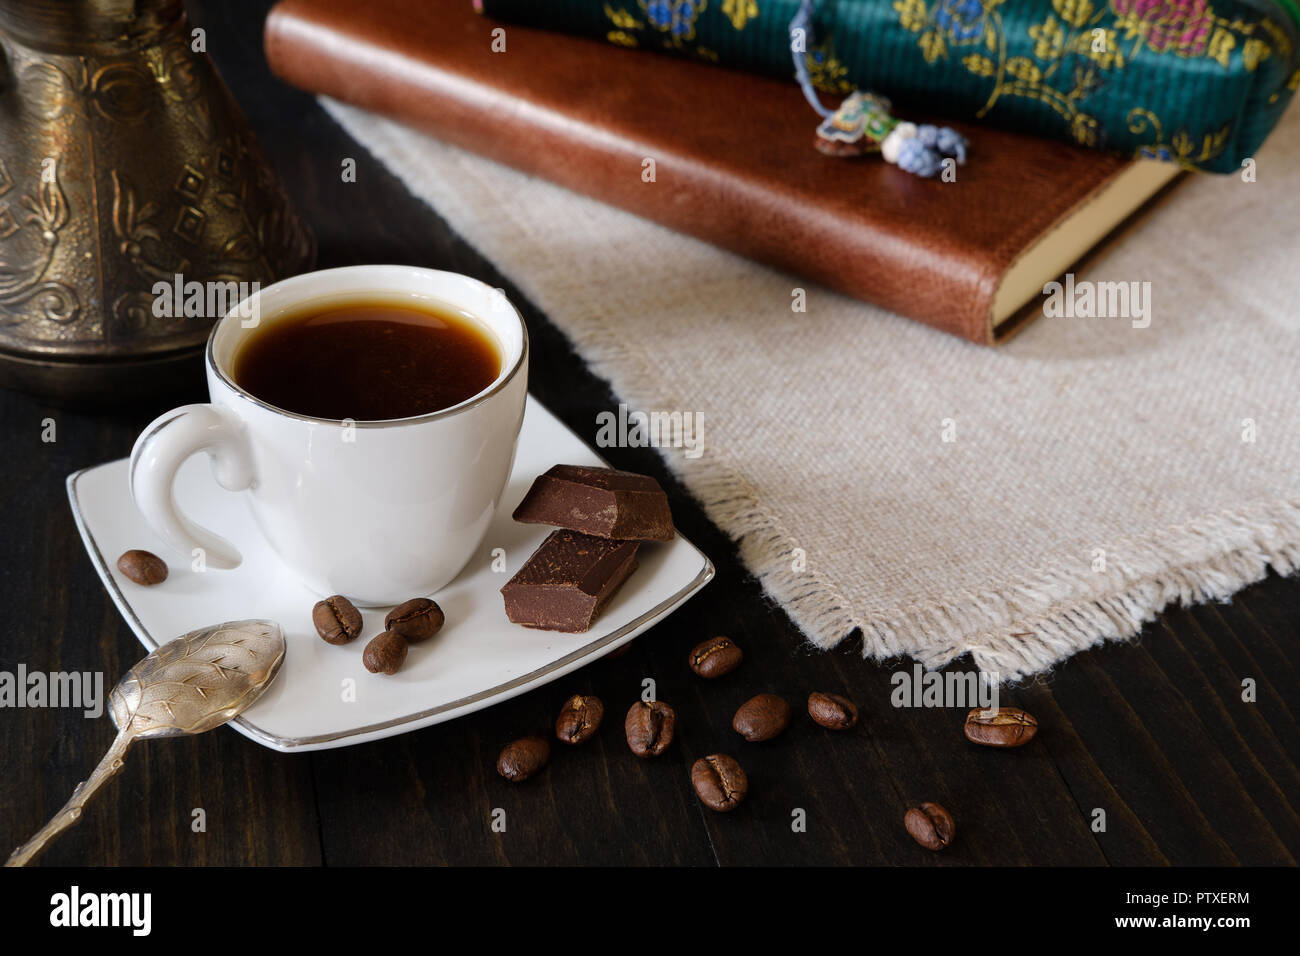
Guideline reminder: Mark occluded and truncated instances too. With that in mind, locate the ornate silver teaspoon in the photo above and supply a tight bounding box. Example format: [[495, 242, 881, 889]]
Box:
[[6, 619, 285, 867]]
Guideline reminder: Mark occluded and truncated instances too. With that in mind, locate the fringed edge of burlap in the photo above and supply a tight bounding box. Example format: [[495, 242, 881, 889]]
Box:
[[746, 497, 1300, 683], [662, 432, 1300, 681], [557, 308, 1300, 683], [322, 99, 1300, 683]]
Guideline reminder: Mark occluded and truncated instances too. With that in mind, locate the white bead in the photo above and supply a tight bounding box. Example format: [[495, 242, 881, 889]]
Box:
[[881, 122, 918, 165]]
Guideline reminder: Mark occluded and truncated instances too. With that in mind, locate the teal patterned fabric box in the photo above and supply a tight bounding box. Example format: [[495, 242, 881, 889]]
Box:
[[477, 0, 1300, 171]]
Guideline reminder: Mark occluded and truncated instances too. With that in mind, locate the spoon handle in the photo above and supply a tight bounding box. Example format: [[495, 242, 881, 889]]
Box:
[[5, 733, 132, 867]]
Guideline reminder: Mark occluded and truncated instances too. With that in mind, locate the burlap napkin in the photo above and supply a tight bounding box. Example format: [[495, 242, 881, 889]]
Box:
[[323, 98, 1300, 681]]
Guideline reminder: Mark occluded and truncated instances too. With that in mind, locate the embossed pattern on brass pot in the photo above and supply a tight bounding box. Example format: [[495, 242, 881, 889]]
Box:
[[0, 0, 314, 402]]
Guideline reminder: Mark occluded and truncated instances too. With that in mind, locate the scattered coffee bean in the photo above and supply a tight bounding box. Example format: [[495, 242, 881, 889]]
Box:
[[362, 630, 408, 674], [732, 693, 791, 742], [904, 802, 956, 851], [384, 597, 445, 642], [688, 635, 742, 678], [963, 706, 1038, 748], [117, 549, 168, 586], [625, 700, 676, 756], [497, 736, 551, 782], [808, 691, 858, 730], [556, 694, 604, 745], [691, 754, 748, 812], [312, 595, 363, 645]]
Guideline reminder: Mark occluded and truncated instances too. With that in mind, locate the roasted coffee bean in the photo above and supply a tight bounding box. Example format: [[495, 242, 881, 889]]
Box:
[[688, 635, 742, 678], [384, 597, 445, 642], [691, 754, 748, 812], [625, 700, 676, 756], [732, 693, 792, 742], [904, 802, 956, 851], [362, 630, 408, 674], [963, 706, 1038, 748], [497, 736, 551, 782], [312, 595, 363, 645], [556, 694, 604, 745], [808, 691, 858, 730], [117, 549, 168, 586]]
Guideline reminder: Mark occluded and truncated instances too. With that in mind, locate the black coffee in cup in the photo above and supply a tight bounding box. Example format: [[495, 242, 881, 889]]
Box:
[[231, 298, 501, 421]]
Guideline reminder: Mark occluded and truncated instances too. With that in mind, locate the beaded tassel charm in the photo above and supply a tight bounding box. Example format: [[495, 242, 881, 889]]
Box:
[[792, 0, 968, 178], [813, 92, 968, 178]]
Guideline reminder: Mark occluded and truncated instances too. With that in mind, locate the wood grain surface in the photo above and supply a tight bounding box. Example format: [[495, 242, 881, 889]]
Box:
[[0, 0, 1295, 867]]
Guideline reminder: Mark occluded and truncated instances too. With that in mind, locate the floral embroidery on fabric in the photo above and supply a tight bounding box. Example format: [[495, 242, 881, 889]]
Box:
[[603, 0, 754, 53], [805, 36, 854, 93], [721, 0, 759, 30], [1113, 0, 1212, 56], [892, 0, 1281, 165], [1129, 109, 1233, 163], [604, 4, 645, 44], [936, 0, 988, 41], [639, 0, 707, 40]]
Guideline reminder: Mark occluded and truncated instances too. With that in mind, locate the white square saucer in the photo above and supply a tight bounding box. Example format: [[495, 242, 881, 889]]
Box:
[[67, 397, 712, 752]]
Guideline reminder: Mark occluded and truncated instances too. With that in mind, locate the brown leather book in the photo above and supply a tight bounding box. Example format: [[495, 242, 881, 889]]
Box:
[[264, 0, 1180, 344]]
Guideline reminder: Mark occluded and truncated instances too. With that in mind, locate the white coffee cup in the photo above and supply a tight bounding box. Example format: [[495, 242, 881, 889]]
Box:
[[129, 265, 529, 606]]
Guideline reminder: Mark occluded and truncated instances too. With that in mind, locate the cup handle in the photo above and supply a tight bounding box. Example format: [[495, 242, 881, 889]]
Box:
[[128, 404, 256, 571]]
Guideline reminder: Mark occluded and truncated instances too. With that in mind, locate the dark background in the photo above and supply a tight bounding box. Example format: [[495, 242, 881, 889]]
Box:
[[0, 0, 1296, 866]]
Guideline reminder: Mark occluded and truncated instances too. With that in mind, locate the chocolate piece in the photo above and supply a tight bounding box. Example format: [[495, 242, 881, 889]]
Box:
[[512, 464, 674, 541], [501, 529, 640, 632]]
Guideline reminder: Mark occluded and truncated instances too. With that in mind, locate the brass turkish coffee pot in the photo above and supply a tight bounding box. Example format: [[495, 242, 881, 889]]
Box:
[[0, 0, 313, 403]]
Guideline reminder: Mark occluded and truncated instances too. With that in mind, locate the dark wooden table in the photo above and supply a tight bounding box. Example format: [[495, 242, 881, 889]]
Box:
[[1, 1, 1297, 867]]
